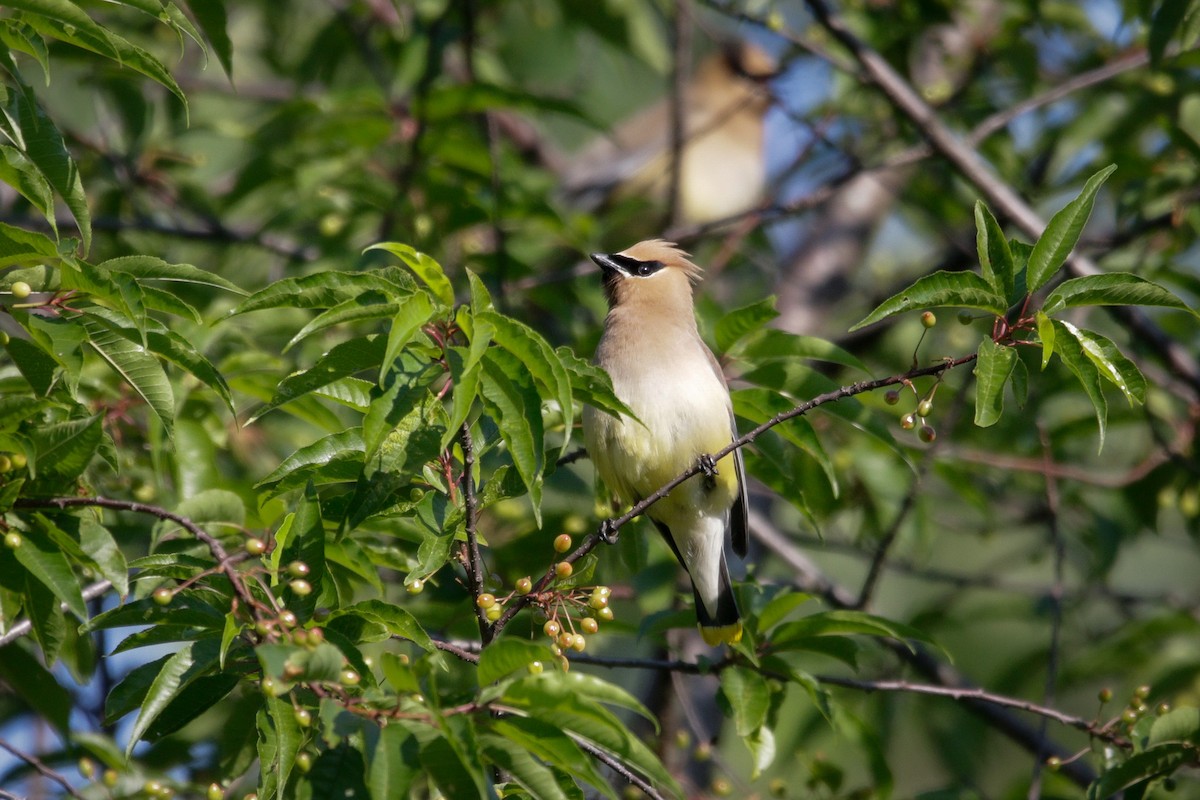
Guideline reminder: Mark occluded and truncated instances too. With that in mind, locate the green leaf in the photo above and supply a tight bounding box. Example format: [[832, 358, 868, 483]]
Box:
[[80, 312, 175, 435], [973, 337, 1018, 427], [258, 694, 302, 800], [368, 722, 420, 800], [443, 319, 492, 448], [1148, 707, 1200, 746], [974, 201, 1016, 303], [477, 638, 556, 685], [0, 640, 73, 734], [416, 717, 488, 799], [366, 242, 455, 306], [379, 292, 435, 384], [23, 572, 65, 663], [1036, 311, 1055, 368], [719, 666, 771, 738], [1057, 321, 1147, 405], [124, 638, 220, 757], [145, 328, 236, 416], [479, 348, 544, 525], [770, 610, 938, 655], [715, 296, 779, 353], [0, 221, 60, 267], [1149, 0, 1194, 65], [487, 716, 615, 799], [556, 346, 635, 420], [479, 733, 572, 800], [733, 328, 869, 373], [335, 600, 436, 652], [185, 0, 233, 78], [1026, 164, 1117, 293], [1086, 743, 1194, 800], [1050, 320, 1108, 451], [0, 144, 55, 230], [850, 271, 1006, 330], [229, 269, 413, 316], [97, 255, 245, 294], [26, 413, 102, 479], [4, 336, 59, 395], [250, 335, 385, 423], [285, 292, 399, 351], [480, 310, 574, 455], [733, 388, 837, 497], [1042, 273, 1197, 316]]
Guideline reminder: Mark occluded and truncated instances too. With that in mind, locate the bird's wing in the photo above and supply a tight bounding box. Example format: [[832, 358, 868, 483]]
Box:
[[703, 342, 749, 558]]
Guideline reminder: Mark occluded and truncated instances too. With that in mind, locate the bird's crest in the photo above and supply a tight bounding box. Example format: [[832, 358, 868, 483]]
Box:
[[619, 239, 703, 284]]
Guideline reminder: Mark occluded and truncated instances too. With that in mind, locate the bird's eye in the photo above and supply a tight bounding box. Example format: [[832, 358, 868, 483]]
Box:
[[636, 260, 663, 277]]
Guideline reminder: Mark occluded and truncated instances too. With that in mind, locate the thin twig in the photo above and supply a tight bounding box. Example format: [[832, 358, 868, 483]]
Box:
[[13, 497, 256, 610], [571, 735, 669, 800], [666, 0, 691, 227], [0, 737, 85, 799], [458, 423, 490, 642]]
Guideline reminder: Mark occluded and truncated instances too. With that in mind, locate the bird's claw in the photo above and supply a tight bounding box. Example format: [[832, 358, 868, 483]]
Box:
[[698, 454, 719, 478], [599, 519, 620, 545]]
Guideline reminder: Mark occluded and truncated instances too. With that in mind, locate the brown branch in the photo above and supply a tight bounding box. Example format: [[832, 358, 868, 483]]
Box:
[[459, 423, 490, 642], [0, 737, 85, 799], [13, 497, 257, 611]]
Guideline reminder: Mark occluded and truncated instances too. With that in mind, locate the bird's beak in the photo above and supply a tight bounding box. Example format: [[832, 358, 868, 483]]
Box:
[[590, 252, 627, 276]]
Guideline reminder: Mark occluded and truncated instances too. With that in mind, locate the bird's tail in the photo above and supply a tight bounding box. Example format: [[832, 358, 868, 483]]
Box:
[[694, 553, 742, 646]]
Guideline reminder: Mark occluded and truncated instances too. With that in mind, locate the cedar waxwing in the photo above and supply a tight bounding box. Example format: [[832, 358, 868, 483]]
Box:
[[562, 43, 776, 226], [582, 240, 748, 645]]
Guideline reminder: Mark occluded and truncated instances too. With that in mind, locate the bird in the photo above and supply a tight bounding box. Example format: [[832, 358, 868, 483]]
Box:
[[582, 239, 748, 646], [561, 43, 776, 227]]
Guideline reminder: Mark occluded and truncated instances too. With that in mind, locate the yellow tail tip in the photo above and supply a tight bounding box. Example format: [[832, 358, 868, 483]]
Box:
[[699, 622, 742, 647]]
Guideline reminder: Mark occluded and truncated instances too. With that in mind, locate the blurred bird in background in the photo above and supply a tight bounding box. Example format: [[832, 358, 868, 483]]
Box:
[[583, 239, 747, 645], [561, 43, 777, 227]]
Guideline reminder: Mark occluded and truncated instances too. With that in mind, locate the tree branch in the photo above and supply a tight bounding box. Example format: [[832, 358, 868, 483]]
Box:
[[0, 737, 85, 800], [458, 423, 490, 642]]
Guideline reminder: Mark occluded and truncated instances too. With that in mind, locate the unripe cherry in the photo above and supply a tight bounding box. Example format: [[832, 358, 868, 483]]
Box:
[[289, 579, 312, 596], [558, 632, 574, 649], [900, 413, 916, 430], [295, 752, 313, 773], [516, 576, 533, 594], [916, 399, 933, 417], [407, 578, 424, 594], [485, 605, 502, 622], [528, 661, 544, 674], [208, 783, 224, 800], [278, 610, 297, 627], [920, 311, 937, 328], [918, 425, 937, 443], [476, 593, 496, 609], [597, 606, 615, 622], [287, 561, 310, 578], [555, 561, 573, 579], [581, 617, 599, 634], [570, 634, 586, 652], [340, 669, 360, 686], [245, 538, 266, 555], [152, 587, 174, 606], [294, 707, 312, 727], [103, 769, 118, 787], [78, 758, 95, 779], [11, 281, 31, 299], [553, 533, 572, 553], [4, 532, 22, 550], [543, 620, 561, 637], [884, 389, 900, 405]]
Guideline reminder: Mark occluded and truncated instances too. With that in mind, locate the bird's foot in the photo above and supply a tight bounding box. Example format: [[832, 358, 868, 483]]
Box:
[[698, 453, 720, 485], [599, 519, 620, 545]]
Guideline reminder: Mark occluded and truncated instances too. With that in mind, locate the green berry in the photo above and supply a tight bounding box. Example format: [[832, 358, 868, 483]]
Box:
[[920, 311, 937, 328], [553, 533, 572, 553], [278, 610, 297, 627], [289, 579, 312, 596], [919, 425, 937, 443], [294, 707, 312, 727], [287, 560, 310, 578], [486, 605, 502, 621], [4, 532, 22, 550], [1046, 756, 1061, 771], [295, 752, 313, 773], [103, 769, 119, 787], [528, 660, 544, 674], [1135, 684, 1152, 700], [916, 399, 933, 417], [1098, 687, 1113, 703], [341, 669, 360, 686], [245, 537, 266, 555], [11, 281, 31, 299], [306, 627, 324, 644], [476, 593, 496, 609], [597, 606, 615, 622], [0, 455, 10, 472], [407, 578, 424, 594], [543, 620, 561, 637], [900, 413, 916, 430], [516, 576, 533, 594], [78, 758, 95, 780], [555, 561, 573, 579], [208, 784, 224, 800], [581, 617, 599, 634], [152, 587, 174, 606], [7, 453, 23, 470], [570, 634, 586, 652]]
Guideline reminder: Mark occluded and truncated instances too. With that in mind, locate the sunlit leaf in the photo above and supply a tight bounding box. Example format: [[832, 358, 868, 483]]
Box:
[[850, 271, 1006, 330], [1026, 164, 1116, 293], [973, 337, 1017, 427]]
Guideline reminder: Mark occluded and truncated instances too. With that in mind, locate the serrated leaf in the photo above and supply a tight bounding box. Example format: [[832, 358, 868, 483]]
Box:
[[258, 694, 302, 800], [850, 271, 1006, 330], [973, 337, 1018, 427], [477, 638, 556, 685], [98, 255, 244, 294], [0, 221, 60, 267], [974, 201, 1016, 303], [285, 291, 400, 351], [255, 429, 365, 492], [124, 638, 220, 757], [733, 388, 837, 497], [480, 733, 572, 800], [4, 336, 59, 395], [1026, 164, 1116, 293], [734, 328, 869, 373], [185, 0, 233, 78], [1050, 320, 1108, 451], [719, 666, 770, 738], [366, 242, 454, 306], [1086, 743, 1194, 800], [1061, 323, 1147, 405], [26, 413, 102, 478], [80, 313, 175, 434], [716, 296, 779, 353], [480, 310, 573, 455], [1042, 273, 1197, 316], [556, 346, 635, 420], [1148, 707, 1200, 746], [479, 348, 543, 525], [145, 328, 236, 416], [229, 270, 412, 316], [368, 722, 420, 800], [443, 320, 492, 448], [488, 716, 614, 799], [770, 610, 939, 655], [379, 292, 435, 384], [337, 599, 436, 652], [1036, 311, 1055, 368], [250, 335, 385, 423]]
